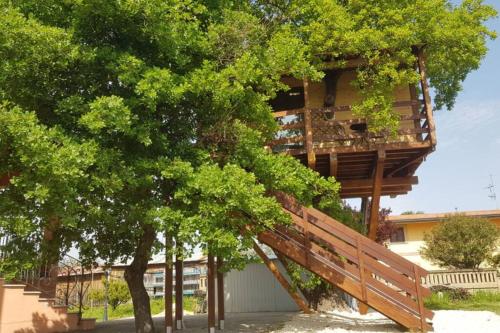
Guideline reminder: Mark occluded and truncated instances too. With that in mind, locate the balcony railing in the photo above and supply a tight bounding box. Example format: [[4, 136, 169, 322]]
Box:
[[270, 99, 433, 154], [269, 50, 436, 156]]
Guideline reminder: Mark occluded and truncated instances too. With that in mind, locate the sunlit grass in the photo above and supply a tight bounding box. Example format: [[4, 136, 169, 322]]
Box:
[[72, 296, 200, 321], [425, 291, 500, 314]]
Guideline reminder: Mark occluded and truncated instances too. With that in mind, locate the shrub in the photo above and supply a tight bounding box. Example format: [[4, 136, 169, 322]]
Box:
[[421, 215, 499, 269]]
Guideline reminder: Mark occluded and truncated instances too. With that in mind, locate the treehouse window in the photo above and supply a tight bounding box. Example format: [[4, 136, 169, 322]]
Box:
[[270, 86, 305, 111], [390, 226, 406, 243]]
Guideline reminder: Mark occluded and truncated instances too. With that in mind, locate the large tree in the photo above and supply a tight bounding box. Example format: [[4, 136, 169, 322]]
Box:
[[0, 1, 495, 332]]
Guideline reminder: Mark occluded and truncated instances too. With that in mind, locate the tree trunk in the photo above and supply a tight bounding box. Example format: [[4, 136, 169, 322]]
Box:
[[124, 224, 156, 333]]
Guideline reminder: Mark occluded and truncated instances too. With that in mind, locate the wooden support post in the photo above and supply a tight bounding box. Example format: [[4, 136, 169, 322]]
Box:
[[360, 197, 369, 227], [417, 49, 437, 146], [329, 153, 338, 178], [409, 84, 423, 142], [303, 78, 316, 170], [360, 150, 385, 315], [252, 240, 311, 314], [216, 257, 225, 330], [175, 245, 183, 330], [413, 265, 427, 333], [165, 238, 173, 333], [367, 149, 385, 240], [207, 253, 216, 333]]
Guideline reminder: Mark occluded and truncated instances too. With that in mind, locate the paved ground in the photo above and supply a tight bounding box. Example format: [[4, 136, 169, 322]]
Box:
[[91, 312, 294, 333]]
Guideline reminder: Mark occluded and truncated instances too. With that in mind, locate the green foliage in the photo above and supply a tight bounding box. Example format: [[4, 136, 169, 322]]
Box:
[[488, 253, 500, 269], [88, 279, 131, 310], [107, 279, 132, 310], [421, 215, 500, 269], [77, 297, 165, 321]]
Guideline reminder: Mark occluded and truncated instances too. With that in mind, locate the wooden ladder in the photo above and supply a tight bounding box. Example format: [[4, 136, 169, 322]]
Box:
[[258, 193, 433, 332]]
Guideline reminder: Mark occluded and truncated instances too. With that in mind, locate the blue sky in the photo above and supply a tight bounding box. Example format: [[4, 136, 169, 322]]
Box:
[[376, 0, 500, 214]]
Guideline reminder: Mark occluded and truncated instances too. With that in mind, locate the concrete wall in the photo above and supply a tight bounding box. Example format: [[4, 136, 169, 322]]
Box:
[[223, 261, 300, 313]]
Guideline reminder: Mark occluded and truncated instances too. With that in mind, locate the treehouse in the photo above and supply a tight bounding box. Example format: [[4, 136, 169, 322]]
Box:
[[268, 52, 436, 238]]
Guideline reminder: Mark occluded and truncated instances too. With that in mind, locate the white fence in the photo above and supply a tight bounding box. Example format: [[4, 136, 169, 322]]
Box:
[[423, 269, 500, 292]]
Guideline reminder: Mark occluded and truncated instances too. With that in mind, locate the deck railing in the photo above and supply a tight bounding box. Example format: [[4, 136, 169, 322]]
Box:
[[271, 99, 432, 152]]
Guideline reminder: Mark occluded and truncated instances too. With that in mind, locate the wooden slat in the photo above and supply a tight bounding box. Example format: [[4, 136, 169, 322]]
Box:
[[272, 109, 304, 118], [270, 135, 304, 145], [341, 177, 418, 190], [365, 274, 433, 319]]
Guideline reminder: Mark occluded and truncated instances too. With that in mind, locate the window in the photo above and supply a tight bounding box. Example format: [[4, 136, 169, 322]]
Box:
[[269, 86, 305, 111], [390, 226, 405, 243]]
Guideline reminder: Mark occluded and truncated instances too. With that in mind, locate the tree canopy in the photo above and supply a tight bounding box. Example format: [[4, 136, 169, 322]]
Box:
[[0, 1, 496, 331]]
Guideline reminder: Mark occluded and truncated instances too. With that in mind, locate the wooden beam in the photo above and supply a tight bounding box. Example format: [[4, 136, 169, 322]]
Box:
[[252, 240, 311, 314], [341, 177, 418, 190], [303, 78, 316, 170], [329, 153, 338, 178], [175, 246, 183, 330], [165, 238, 173, 333], [216, 257, 225, 330], [385, 153, 427, 178], [368, 150, 385, 240], [341, 191, 409, 199], [207, 252, 216, 333], [417, 49, 437, 146]]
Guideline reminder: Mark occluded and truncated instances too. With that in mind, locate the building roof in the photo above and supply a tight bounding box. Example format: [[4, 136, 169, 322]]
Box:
[[388, 210, 500, 224]]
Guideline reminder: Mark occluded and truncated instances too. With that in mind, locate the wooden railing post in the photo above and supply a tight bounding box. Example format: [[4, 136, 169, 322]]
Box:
[[417, 49, 437, 147], [302, 208, 311, 266], [303, 78, 316, 170], [413, 264, 427, 333], [356, 236, 368, 306]]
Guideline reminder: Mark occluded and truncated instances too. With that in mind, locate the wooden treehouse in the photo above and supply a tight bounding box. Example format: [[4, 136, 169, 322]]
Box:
[[253, 51, 436, 332], [268, 52, 436, 239]]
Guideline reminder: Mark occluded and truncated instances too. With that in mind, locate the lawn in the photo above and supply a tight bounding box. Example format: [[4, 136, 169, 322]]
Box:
[[424, 291, 500, 314], [74, 296, 200, 321]]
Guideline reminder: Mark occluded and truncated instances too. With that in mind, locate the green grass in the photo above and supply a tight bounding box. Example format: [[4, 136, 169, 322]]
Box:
[[424, 291, 500, 314], [73, 296, 200, 321]]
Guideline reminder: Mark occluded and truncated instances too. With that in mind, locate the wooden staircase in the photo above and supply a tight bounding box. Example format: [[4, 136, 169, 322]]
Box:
[[258, 193, 433, 332]]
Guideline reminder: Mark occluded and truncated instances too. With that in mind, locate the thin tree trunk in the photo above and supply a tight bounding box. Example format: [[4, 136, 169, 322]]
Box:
[[124, 224, 156, 333]]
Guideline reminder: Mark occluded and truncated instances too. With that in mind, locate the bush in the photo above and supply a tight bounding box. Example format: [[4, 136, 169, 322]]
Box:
[[429, 285, 471, 301], [421, 215, 499, 269], [88, 279, 131, 310]]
